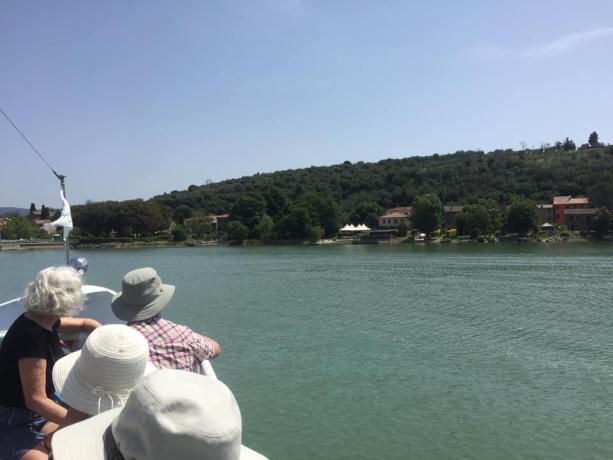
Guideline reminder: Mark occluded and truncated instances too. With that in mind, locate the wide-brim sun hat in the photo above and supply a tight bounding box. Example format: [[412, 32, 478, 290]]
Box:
[[52, 369, 268, 460], [111, 267, 175, 322], [53, 324, 156, 415]]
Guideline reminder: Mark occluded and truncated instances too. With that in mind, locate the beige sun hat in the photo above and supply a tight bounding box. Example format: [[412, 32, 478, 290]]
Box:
[[52, 369, 268, 460], [53, 324, 156, 415], [111, 267, 176, 322]]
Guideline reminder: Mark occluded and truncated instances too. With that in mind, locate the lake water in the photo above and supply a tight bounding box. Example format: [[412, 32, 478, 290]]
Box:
[[1, 243, 613, 459]]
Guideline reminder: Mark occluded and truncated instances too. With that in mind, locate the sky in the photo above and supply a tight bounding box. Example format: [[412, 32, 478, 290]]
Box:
[[1, 0, 612, 208]]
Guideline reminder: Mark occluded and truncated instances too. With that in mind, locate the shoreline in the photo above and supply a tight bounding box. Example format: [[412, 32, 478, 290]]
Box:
[[3, 234, 611, 251]]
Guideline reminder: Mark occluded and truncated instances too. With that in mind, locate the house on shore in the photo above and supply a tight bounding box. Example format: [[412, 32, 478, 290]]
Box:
[[443, 205, 464, 229], [538, 196, 596, 231], [209, 214, 229, 232], [378, 207, 411, 228], [377, 205, 463, 230]]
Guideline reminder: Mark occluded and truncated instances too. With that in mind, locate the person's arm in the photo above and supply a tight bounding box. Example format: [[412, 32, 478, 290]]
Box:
[[206, 337, 221, 359], [57, 317, 101, 335], [18, 357, 82, 426], [193, 333, 221, 360]]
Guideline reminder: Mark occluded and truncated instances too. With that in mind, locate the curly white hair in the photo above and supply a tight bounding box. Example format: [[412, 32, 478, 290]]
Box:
[[22, 266, 84, 317]]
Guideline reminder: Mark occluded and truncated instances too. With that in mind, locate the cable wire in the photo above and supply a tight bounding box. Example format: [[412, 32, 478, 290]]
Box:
[[0, 106, 62, 179]]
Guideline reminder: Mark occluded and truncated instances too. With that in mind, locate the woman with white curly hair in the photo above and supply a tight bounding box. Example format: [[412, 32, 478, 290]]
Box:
[[0, 266, 101, 460]]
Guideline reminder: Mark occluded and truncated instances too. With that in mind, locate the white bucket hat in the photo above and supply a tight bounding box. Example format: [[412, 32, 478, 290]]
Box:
[[111, 267, 176, 322], [52, 369, 268, 460], [53, 324, 156, 415]]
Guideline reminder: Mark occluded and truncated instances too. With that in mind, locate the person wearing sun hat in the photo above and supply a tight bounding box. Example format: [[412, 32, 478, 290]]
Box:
[[52, 369, 268, 460], [111, 267, 221, 371], [52, 324, 156, 418]]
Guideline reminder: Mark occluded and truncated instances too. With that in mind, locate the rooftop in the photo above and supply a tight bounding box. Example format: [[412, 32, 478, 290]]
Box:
[[381, 207, 411, 218], [381, 211, 410, 219], [553, 195, 590, 205]]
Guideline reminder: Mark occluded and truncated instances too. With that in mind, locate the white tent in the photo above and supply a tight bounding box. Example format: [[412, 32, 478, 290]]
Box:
[[340, 223, 370, 234]]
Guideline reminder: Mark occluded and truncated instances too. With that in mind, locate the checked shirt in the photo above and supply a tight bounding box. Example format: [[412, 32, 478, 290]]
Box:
[[128, 314, 214, 371]]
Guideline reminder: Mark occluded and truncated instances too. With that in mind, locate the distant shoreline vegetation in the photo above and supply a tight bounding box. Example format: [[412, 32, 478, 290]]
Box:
[[3, 134, 613, 244]]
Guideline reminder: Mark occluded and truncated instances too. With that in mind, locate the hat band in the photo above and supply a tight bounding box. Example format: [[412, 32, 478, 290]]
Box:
[[75, 363, 134, 414], [92, 388, 129, 415]]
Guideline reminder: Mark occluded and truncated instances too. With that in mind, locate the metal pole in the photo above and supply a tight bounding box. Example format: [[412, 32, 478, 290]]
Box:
[[58, 175, 69, 265]]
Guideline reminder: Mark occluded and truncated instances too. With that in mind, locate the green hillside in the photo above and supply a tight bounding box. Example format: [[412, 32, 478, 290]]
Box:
[[153, 146, 613, 213]]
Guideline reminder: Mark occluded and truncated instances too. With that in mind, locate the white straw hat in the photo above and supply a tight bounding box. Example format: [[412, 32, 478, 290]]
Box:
[[52, 369, 268, 460], [111, 267, 176, 322], [53, 324, 156, 415]]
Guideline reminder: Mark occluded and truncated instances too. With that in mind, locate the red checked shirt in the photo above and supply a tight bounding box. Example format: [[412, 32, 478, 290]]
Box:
[[128, 315, 214, 371]]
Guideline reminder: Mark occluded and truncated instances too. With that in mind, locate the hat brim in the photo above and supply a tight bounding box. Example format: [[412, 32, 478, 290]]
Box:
[[111, 284, 175, 322], [52, 408, 268, 460], [53, 350, 157, 416]]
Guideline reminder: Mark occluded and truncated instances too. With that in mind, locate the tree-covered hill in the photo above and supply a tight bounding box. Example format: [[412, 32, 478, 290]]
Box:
[[71, 143, 613, 239], [152, 145, 613, 214]]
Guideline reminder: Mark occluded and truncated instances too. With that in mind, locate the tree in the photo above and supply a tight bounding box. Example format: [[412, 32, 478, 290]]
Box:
[[350, 202, 383, 229], [186, 215, 215, 238], [2, 216, 40, 239], [40, 205, 50, 220], [260, 187, 289, 218], [589, 131, 601, 148], [295, 192, 340, 236], [172, 224, 189, 242], [410, 193, 443, 237], [274, 207, 311, 240], [229, 193, 267, 232], [562, 137, 576, 151], [72, 200, 170, 237], [308, 226, 322, 243], [173, 205, 193, 224], [591, 208, 612, 235], [254, 214, 274, 241], [506, 197, 538, 235], [589, 180, 613, 210], [462, 204, 490, 237], [463, 199, 503, 236], [226, 221, 249, 241], [29, 203, 36, 218]]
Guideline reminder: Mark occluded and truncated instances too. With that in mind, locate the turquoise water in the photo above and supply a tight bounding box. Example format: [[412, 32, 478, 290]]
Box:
[[1, 243, 613, 459]]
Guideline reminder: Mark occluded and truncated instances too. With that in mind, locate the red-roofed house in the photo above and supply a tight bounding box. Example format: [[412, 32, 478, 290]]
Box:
[[552, 196, 592, 226], [537, 195, 597, 231], [378, 207, 411, 228]]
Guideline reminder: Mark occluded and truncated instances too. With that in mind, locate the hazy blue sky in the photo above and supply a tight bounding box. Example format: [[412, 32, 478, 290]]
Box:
[[1, 1, 612, 208]]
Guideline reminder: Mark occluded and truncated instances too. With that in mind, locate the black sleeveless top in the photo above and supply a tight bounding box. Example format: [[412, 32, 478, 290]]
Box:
[[0, 314, 64, 408]]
